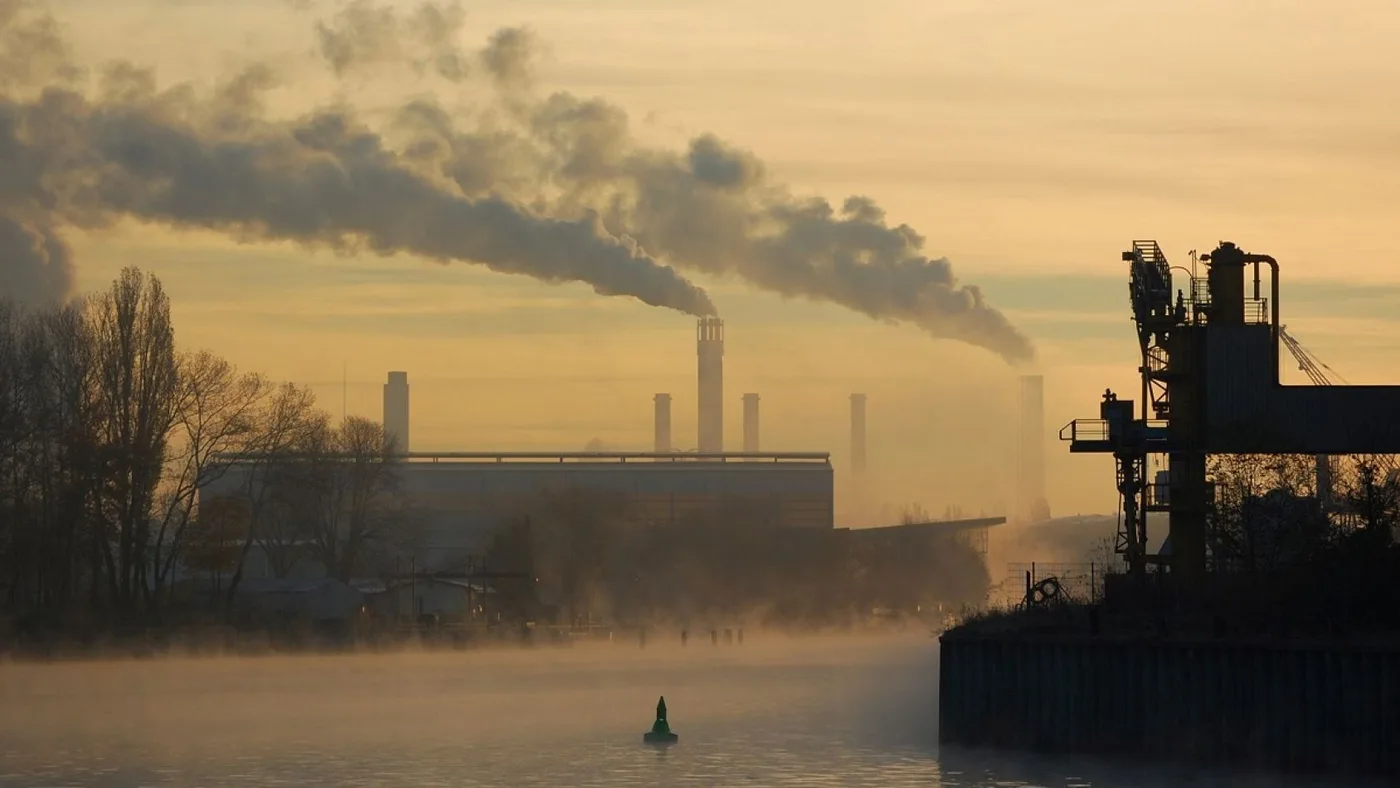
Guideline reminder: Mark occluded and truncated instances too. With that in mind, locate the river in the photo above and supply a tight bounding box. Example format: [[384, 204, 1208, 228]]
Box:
[[0, 633, 1373, 787]]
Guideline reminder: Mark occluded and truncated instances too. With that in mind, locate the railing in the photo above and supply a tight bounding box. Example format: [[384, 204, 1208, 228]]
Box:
[[1060, 419, 1109, 442], [1191, 277, 1211, 306], [1059, 420, 1172, 444], [1132, 240, 1167, 266], [1244, 298, 1269, 325]]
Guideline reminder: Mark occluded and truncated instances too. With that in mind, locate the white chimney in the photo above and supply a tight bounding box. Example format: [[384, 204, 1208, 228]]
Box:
[[742, 393, 760, 453], [654, 393, 672, 453], [1018, 374, 1049, 522], [383, 371, 409, 453], [850, 393, 867, 475]]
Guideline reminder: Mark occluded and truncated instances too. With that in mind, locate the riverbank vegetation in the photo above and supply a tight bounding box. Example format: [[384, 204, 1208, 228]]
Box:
[[0, 267, 401, 639]]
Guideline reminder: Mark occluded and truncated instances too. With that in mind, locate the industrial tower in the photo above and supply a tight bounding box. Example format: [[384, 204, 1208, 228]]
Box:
[[1063, 240, 1400, 581], [1018, 375, 1050, 522], [383, 371, 409, 454], [742, 393, 760, 453], [697, 317, 724, 452], [654, 393, 672, 453]]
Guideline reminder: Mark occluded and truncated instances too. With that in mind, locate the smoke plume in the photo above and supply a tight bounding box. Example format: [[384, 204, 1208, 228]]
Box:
[[0, 214, 73, 305], [3, 0, 1032, 363], [390, 22, 1036, 364], [0, 2, 713, 315], [0, 0, 75, 304], [315, 0, 471, 83]]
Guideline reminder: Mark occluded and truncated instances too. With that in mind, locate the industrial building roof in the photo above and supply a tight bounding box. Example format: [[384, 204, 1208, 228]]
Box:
[[214, 451, 831, 464], [838, 517, 1006, 540]]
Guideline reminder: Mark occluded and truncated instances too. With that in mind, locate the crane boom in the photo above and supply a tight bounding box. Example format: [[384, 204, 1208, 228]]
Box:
[[1277, 326, 1396, 488], [1279, 326, 1346, 387]]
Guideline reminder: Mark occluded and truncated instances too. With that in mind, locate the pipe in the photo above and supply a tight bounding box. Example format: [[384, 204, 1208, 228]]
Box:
[[1242, 253, 1280, 373]]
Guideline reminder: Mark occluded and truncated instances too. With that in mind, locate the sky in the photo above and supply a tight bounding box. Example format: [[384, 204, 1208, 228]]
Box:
[[15, 0, 1400, 523]]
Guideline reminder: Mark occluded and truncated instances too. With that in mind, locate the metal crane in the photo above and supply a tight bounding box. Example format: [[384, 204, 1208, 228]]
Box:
[[1279, 325, 1348, 387], [1278, 325, 1397, 501]]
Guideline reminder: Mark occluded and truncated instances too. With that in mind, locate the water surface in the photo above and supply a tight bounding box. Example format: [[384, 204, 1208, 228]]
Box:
[[0, 634, 1371, 786]]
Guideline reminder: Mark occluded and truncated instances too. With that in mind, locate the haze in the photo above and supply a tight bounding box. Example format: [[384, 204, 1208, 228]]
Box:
[[0, 635, 1356, 787], [21, 0, 1400, 519]]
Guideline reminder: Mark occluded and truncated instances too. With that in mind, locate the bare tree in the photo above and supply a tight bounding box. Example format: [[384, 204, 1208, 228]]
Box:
[[266, 416, 406, 582], [0, 268, 351, 627], [89, 267, 180, 607], [147, 351, 268, 604], [223, 383, 324, 604], [899, 503, 933, 525], [35, 304, 102, 611], [183, 495, 250, 597], [1339, 459, 1400, 550], [2, 297, 104, 616], [0, 302, 25, 608], [1210, 454, 1331, 572]]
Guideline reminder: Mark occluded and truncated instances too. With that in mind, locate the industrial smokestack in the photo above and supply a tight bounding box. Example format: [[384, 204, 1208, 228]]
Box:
[[1018, 374, 1050, 522], [742, 393, 760, 453], [697, 317, 724, 452], [654, 393, 672, 453], [850, 394, 867, 475], [383, 371, 409, 454]]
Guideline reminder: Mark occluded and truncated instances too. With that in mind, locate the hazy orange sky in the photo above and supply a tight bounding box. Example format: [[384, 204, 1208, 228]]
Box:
[[36, 0, 1400, 522]]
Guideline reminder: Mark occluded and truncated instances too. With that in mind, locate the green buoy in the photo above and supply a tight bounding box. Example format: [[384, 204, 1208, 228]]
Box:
[[642, 695, 679, 744]]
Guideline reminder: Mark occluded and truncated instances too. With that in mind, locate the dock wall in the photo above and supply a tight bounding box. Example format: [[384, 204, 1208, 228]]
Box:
[[939, 634, 1400, 776]]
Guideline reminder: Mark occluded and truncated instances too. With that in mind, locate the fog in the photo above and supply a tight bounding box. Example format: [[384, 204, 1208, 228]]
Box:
[[0, 634, 1375, 787]]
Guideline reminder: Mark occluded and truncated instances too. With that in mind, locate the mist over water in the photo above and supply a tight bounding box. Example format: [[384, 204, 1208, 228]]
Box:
[[0, 635, 1372, 787]]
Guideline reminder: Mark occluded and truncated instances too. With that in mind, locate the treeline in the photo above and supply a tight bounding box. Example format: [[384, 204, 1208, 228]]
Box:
[[1209, 453, 1398, 572], [0, 267, 403, 629]]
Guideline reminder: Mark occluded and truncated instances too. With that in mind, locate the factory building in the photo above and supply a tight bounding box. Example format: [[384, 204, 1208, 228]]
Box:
[[200, 452, 835, 571]]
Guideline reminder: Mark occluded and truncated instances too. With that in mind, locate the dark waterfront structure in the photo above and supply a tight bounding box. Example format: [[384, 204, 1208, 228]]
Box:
[[940, 633, 1400, 775], [939, 240, 1400, 778]]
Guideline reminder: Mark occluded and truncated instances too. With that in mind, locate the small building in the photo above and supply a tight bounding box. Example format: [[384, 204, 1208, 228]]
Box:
[[362, 576, 496, 620]]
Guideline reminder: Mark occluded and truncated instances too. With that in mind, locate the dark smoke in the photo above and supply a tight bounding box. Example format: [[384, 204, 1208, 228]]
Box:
[[315, 0, 470, 83], [394, 24, 1036, 364], [3, 0, 1030, 361], [480, 27, 538, 90], [0, 0, 76, 304], [0, 3, 714, 316], [0, 214, 73, 305]]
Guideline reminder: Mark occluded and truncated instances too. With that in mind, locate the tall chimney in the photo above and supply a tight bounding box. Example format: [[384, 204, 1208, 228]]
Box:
[[1018, 374, 1049, 522], [654, 393, 672, 453], [697, 317, 724, 453], [850, 394, 867, 474], [742, 393, 760, 453], [383, 371, 409, 453]]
